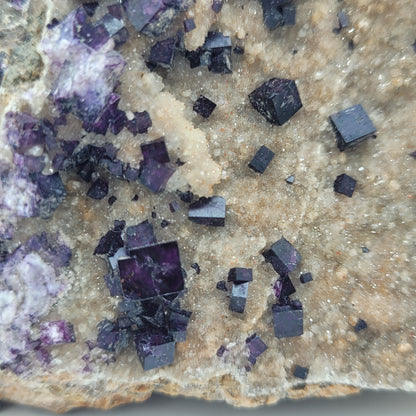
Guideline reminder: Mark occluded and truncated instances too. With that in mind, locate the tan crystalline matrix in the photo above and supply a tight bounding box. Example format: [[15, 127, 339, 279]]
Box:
[[0, 0, 415, 412]]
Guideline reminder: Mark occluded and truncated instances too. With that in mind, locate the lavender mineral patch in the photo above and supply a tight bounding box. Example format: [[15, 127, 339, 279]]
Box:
[[0, 0, 415, 411]]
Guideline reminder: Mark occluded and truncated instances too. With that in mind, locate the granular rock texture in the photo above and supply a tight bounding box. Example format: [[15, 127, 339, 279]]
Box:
[[0, 0, 415, 412]]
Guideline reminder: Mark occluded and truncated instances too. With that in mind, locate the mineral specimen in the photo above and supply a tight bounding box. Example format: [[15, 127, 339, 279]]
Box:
[[139, 159, 175, 193], [293, 365, 309, 380], [188, 196, 226, 226], [246, 333, 267, 365], [334, 173, 357, 197], [354, 318, 368, 332], [39, 321, 76, 346], [272, 301, 303, 338], [87, 178, 109, 200], [184, 18, 196, 33], [248, 145, 275, 173], [127, 111, 152, 135], [193, 95, 217, 119], [148, 37, 177, 70], [300, 272, 313, 284], [229, 282, 249, 313], [228, 267, 253, 283], [249, 78, 302, 125], [330, 104, 376, 151], [263, 237, 302, 276], [141, 137, 170, 164]]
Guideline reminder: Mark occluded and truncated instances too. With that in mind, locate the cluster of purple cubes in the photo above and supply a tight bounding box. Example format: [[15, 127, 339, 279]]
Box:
[[94, 219, 191, 371]]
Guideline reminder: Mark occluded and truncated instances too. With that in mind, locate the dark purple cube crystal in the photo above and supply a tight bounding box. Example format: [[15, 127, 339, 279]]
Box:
[[261, 0, 285, 30], [120, 241, 184, 300], [216, 345, 226, 357], [96, 319, 129, 353], [183, 18, 196, 33], [246, 333, 268, 363], [77, 161, 95, 182], [282, 5, 296, 26], [188, 196, 226, 226], [228, 267, 253, 283], [193, 95, 217, 118], [169, 200, 180, 213], [100, 159, 124, 178], [330, 104, 376, 151], [134, 331, 175, 371], [300, 272, 313, 284], [293, 365, 309, 380], [139, 159, 174, 193], [34, 173, 67, 219], [148, 37, 177, 69], [208, 48, 232, 74], [212, 0, 223, 13], [354, 318, 367, 332], [94, 229, 124, 257], [40, 320, 76, 345], [141, 137, 170, 164], [87, 178, 109, 199], [273, 275, 296, 299], [186, 48, 203, 68], [272, 301, 303, 338], [337, 11, 349, 29], [168, 309, 192, 342], [229, 282, 249, 313], [248, 145, 275, 173], [249, 78, 302, 125], [114, 219, 126, 231], [264, 237, 302, 276], [286, 174, 295, 184], [216, 280, 228, 291], [127, 111, 152, 135], [334, 173, 356, 197], [204, 32, 232, 50], [125, 220, 157, 254]]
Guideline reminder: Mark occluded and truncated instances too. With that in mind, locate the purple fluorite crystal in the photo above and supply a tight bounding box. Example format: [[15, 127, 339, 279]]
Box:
[[119, 241, 184, 300], [125, 220, 157, 254], [188, 196, 226, 226], [263, 237, 302, 276], [193, 95, 217, 118], [87, 178, 109, 200], [229, 282, 249, 313], [141, 137, 170, 164], [127, 111, 152, 135], [273, 275, 296, 300], [148, 37, 177, 69], [334, 173, 357, 197], [40, 320, 76, 345], [139, 159, 174, 193], [228, 267, 253, 283], [272, 301, 303, 338], [246, 333, 267, 365], [293, 365, 309, 380]]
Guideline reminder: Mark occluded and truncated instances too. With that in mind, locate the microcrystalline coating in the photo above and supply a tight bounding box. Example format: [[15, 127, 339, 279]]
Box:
[[148, 37, 177, 69], [330, 104, 376, 151], [249, 78, 302, 125], [118, 241, 184, 300], [141, 137, 170, 164]]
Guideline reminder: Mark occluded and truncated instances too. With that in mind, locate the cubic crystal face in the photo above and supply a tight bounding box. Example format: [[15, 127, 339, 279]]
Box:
[[134, 332, 175, 371], [273, 276, 296, 300], [139, 159, 174, 193], [229, 282, 249, 313], [330, 104, 376, 150], [127, 111, 152, 135], [354, 318, 368, 332], [334, 173, 357, 197], [125, 220, 157, 254], [193, 95, 217, 119], [264, 237, 302, 276], [246, 333, 268, 365], [300, 272, 313, 284], [293, 365, 309, 379], [119, 241, 184, 300], [188, 196, 226, 226], [87, 178, 109, 199], [141, 137, 170, 164], [249, 78, 302, 125], [272, 302, 303, 338], [248, 145, 275, 173], [228, 267, 253, 283], [148, 37, 177, 69]]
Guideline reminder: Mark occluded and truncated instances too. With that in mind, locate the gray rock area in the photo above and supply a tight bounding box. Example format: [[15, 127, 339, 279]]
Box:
[[0, 0, 415, 412]]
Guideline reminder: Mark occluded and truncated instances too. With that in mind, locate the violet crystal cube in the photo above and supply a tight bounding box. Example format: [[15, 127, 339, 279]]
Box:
[[248, 145, 275, 173], [127, 111, 152, 135], [193, 95, 217, 119], [148, 37, 177, 69], [334, 173, 356, 197], [228, 267, 253, 283], [184, 18, 196, 33], [141, 137, 170, 164], [229, 282, 249, 313], [330, 104, 376, 151], [246, 333, 267, 364], [125, 220, 157, 254], [188, 196, 226, 226], [139, 159, 174, 193], [293, 365, 309, 380], [119, 241, 184, 300], [264, 237, 302, 276], [300, 272, 313, 284], [87, 178, 109, 199], [272, 301, 303, 338], [249, 78, 302, 125], [40, 320, 76, 345]]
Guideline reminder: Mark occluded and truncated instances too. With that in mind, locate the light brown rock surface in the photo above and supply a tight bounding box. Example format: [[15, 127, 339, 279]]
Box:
[[0, 0, 415, 412]]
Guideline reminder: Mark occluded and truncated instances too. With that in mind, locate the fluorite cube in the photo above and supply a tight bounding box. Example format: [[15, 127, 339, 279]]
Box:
[[119, 241, 184, 300], [293, 365, 309, 379], [264, 237, 302, 276], [246, 333, 267, 365], [141, 137, 170, 164], [94, 229, 124, 257], [229, 282, 249, 313], [228, 267, 253, 283], [249, 78, 302, 125], [248, 145, 275, 173], [273, 276, 296, 299], [334, 173, 356, 197], [354, 318, 368, 332], [272, 301, 303, 338], [125, 220, 157, 254], [134, 332, 175, 371], [193, 95, 217, 119], [127, 111, 152, 135], [183, 18, 196, 33], [330, 104, 376, 151], [300, 272, 313, 284], [139, 159, 174, 193], [188, 196, 226, 226], [87, 178, 109, 199], [40, 320, 76, 345], [168, 309, 192, 342], [148, 37, 177, 69]]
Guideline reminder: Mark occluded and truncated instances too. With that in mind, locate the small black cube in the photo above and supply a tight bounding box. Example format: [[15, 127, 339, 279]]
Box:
[[293, 365, 309, 380], [228, 267, 253, 283], [334, 173, 357, 197], [248, 145, 275, 173], [193, 95, 217, 119], [354, 318, 368, 332], [272, 301, 303, 338], [300, 272, 313, 284], [229, 282, 249, 313], [330, 104, 376, 151]]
